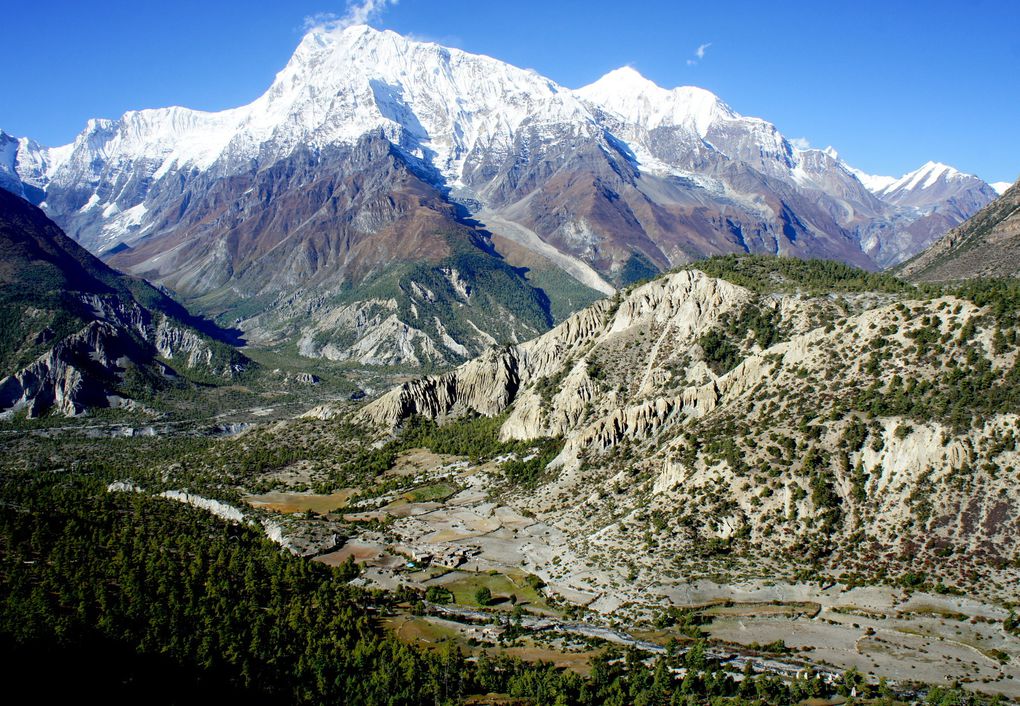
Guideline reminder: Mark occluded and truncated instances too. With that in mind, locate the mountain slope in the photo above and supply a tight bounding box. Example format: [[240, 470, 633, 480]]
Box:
[[3, 25, 998, 364], [898, 178, 1020, 281], [101, 133, 593, 366], [353, 258, 1019, 596], [0, 189, 248, 418]]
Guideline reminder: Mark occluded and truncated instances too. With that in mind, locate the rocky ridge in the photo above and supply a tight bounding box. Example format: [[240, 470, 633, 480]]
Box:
[[355, 260, 1020, 593], [0, 189, 248, 418]]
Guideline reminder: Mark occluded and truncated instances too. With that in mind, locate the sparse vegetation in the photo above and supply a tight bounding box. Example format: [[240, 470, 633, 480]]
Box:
[[688, 254, 915, 296]]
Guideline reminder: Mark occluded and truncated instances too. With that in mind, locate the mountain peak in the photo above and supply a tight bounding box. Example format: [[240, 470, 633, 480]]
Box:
[[585, 66, 661, 95], [255, 21, 583, 180], [900, 171, 1020, 282], [297, 21, 397, 52], [894, 161, 966, 193], [576, 69, 733, 137], [851, 160, 981, 200], [579, 66, 723, 106], [292, 21, 463, 69], [918, 160, 955, 175], [9, 23, 998, 285]]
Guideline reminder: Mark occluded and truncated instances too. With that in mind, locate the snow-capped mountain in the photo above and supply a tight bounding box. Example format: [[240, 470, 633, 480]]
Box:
[[0, 130, 70, 202], [857, 161, 993, 208], [576, 66, 795, 181], [15, 25, 591, 243], [577, 66, 736, 136], [845, 161, 999, 265], [0, 132, 21, 198], [1, 24, 999, 366]]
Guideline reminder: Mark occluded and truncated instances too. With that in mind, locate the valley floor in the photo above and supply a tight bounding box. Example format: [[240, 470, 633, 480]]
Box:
[[248, 446, 1020, 698], [3, 331, 1019, 702]]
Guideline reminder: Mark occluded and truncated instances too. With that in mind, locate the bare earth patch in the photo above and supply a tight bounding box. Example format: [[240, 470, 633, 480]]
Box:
[[244, 489, 357, 514]]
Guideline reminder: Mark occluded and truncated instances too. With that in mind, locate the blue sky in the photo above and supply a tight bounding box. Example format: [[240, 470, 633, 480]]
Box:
[[5, 0, 1018, 183]]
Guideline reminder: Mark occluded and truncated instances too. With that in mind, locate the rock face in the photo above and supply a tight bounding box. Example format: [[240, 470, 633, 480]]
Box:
[[359, 260, 1020, 590], [0, 322, 127, 417], [360, 345, 525, 427], [0, 189, 248, 418], [363, 269, 779, 436], [898, 178, 1020, 281], [2, 26, 997, 366]]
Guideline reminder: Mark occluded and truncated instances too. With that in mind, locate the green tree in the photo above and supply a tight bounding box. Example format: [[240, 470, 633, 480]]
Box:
[[474, 587, 493, 606]]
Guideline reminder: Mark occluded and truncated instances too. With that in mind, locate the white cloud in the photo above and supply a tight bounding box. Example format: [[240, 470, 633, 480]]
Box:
[[302, 11, 341, 31], [302, 0, 398, 32], [687, 42, 712, 66], [344, 0, 399, 26], [790, 137, 811, 150]]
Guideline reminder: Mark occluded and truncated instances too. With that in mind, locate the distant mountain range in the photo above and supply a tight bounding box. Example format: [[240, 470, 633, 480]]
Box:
[[0, 24, 1001, 366], [900, 177, 1020, 281]]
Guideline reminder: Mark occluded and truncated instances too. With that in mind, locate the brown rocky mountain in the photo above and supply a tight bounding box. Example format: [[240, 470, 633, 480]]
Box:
[[0, 189, 248, 418], [899, 178, 1020, 281], [468, 119, 879, 284], [103, 133, 574, 366]]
